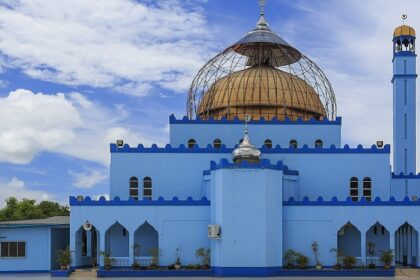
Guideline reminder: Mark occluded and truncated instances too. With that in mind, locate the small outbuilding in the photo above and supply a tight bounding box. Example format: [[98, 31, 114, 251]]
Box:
[[0, 216, 69, 273]]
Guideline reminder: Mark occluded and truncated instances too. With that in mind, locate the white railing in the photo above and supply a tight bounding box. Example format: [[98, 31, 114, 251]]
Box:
[[366, 256, 381, 266], [112, 257, 130, 267], [134, 256, 153, 266]]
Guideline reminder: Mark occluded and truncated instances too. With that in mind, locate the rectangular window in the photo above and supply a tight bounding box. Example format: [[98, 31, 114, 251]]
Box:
[[404, 114, 408, 139], [0, 242, 26, 258], [404, 80, 407, 106]]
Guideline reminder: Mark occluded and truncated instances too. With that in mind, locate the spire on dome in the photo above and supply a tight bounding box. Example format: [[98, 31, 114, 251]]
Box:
[[232, 115, 262, 164], [256, 0, 269, 30]]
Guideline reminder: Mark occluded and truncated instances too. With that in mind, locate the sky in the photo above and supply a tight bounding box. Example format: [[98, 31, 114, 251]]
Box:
[[0, 0, 419, 206]]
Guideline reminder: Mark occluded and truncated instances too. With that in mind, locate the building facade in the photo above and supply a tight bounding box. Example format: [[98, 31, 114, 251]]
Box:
[[1, 4, 420, 277]]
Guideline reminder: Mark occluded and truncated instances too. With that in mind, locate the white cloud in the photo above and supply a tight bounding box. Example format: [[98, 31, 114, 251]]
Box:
[[0, 177, 52, 207], [280, 0, 420, 172], [0, 0, 214, 95], [0, 89, 166, 165], [69, 168, 107, 189]]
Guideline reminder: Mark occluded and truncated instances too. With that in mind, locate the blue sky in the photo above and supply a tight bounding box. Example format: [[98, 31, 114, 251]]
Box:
[[0, 0, 419, 205]]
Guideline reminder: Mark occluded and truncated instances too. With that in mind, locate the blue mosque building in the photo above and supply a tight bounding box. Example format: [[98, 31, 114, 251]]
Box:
[[1, 3, 420, 277]]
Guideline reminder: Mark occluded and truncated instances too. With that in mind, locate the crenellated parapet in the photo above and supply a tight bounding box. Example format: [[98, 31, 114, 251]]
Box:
[[169, 114, 342, 125], [110, 143, 390, 154], [208, 158, 299, 176], [69, 196, 210, 206], [392, 172, 420, 179], [284, 196, 420, 206]]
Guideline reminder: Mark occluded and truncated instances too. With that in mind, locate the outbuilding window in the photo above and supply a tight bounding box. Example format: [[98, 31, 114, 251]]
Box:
[[129, 177, 139, 200], [143, 177, 152, 200], [0, 241, 26, 258], [363, 177, 372, 201], [264, 139, 272, 148], [350, 177, 358, 201]]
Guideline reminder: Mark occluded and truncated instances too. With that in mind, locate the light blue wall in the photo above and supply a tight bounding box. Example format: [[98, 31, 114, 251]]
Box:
[[210, 167, 283, 268], [0, 226, 51, 272], [106, 223, 129, 257], [170, 120, 341, 149], [110, 149, 391, 201], [283, 204, 420, 266], [70, 204, 209, 266], [391, 177, 420, 199], [392, 48, 417, 174]]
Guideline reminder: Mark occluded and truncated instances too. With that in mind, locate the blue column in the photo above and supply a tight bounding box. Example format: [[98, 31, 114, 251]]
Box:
[[392, 30, 417, 175]]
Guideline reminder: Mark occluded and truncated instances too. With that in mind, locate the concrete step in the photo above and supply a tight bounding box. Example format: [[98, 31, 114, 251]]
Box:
[[395, 268, 420, 277], [69, 269, 97, 278]]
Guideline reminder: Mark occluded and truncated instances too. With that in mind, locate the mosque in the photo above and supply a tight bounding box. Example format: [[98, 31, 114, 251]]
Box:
[[1, 2, 420, 277]]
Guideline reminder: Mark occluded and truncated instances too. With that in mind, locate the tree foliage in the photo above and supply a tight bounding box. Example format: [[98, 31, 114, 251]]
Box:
[[0, 197, 69, 222]]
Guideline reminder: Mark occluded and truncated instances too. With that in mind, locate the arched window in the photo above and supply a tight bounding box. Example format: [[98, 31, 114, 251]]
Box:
[[350, 177, 358, 201], [239, 139, 244, 144], [187, 139, 196, 149], [129, 177, 139, 200], [289, 139, 298, 148], [315, 139, 323, 148], [264, 139, 272, 148], [363, 177, 372, 201], [213, 139, 222, 149], [143, 177, 152, 200]]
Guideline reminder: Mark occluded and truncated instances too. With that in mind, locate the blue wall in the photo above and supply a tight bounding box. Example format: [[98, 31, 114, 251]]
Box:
[[110, 147, 391, 201], [70, 204, 209, 266], [392, 42, 417, 175], [210, 166, 283, 268], [0, 226, 58, 272], [170, 117, 341, 149]]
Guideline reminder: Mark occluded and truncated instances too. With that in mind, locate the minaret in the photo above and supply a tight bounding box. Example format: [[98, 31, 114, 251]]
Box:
[[392, 16, 417, 174]]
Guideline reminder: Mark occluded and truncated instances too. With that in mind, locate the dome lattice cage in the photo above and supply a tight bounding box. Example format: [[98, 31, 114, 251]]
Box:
[[187, 15, 337, 121]]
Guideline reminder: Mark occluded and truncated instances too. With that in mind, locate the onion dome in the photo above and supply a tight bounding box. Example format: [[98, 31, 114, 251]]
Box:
[[197, 65, 326, 121], [232, 125, 261, 164], [394, 25, 416, 38], [187, 1, 336, 121]]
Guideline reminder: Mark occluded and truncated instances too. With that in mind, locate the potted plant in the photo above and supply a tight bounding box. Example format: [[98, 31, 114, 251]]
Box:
[[132, 261, 141, 270], [195, 247, 210, 269], [149, 248, 161, 269], [56, 246, 72, 270], [284, 249, 297, 269], [330, 248, 343, 270], [367, 242, 376, 269], [296, 253, 309, 269], [174, 247, 182, 270], [100, 251, 113, 270], [380, 249, 394, 269], [312, 241, 322, 269], [343, 256, 356, 269]]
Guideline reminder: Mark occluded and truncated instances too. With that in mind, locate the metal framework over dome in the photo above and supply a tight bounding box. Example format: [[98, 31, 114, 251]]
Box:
[[187, 1, 337, 121]]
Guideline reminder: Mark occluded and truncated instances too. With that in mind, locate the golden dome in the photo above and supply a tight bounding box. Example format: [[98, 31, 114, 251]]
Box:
[[394, 25, 416, 37], [197, 65, 326, 121]]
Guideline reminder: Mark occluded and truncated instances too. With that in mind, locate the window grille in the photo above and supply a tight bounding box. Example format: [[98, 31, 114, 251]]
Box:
[[129, 177, 139, 200], [264, 139, 272, 148], [363, 177, 372, 202], [213, 139, 222, 149], [187, 139, 196, 149], [0, 242, 26, 258], [350, 177, 358, 201], [143, 177, 152, 200]]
